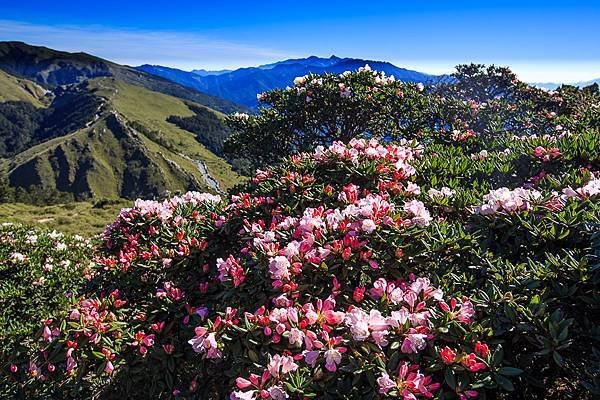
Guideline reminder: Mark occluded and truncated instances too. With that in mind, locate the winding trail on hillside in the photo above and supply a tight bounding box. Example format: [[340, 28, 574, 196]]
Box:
[[195, 160, 222, 193], [175, 152, 223, 194]]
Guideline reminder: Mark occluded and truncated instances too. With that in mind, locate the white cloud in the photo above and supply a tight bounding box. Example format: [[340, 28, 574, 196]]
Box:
[[0, 19, 295, 70]]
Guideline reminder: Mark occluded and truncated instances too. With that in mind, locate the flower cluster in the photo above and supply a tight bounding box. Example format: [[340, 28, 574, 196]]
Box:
[[211, 276, 487, 400], [0, 224, 93, 366], [16, 137, 508, 399], [451, 129, 476, 142], [532, 146, 561, 161], [312, 137, 421, 169], [428, 187, 456, 200], [475, 187, 542, 215], [242, 192, 431, 291], [562, 176, 600, 200]]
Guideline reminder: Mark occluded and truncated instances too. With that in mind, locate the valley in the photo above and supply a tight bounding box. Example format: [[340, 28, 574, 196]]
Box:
[[0, 42, 242, 205]]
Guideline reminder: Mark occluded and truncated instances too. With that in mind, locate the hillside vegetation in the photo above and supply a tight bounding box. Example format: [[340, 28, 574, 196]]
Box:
[[1, 65, 598, 400], [0, 41, 247, 203], [0, 70, 48, 107], [0, 224, 94, 369], [0, 200, 128, 236], [0, 41, 245, 114]]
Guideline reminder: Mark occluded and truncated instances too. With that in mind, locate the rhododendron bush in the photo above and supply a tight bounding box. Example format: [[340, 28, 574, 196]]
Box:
[[224, 64, 600, 173], [3, 65, 600, 399], [0, 224, 93, 386]]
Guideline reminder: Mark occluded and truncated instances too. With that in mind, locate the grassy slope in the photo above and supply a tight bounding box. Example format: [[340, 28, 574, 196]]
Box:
[[0, 69, 48, 107], [4, 115, 198, 197], [92, 78, 242, 191], [0, 41, 247, 115], [0, 201, 129, 236], [0, 129, 80, 171], [2, 77, 242, 197]]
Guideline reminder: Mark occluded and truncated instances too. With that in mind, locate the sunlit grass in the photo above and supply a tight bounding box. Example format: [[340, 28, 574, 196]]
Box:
[[0, 200, 130, 236]]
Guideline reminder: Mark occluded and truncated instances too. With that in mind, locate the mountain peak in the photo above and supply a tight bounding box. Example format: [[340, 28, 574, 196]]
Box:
[[137, 55, 438, 109]]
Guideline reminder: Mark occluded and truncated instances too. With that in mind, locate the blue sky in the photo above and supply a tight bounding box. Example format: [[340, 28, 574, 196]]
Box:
[[0, 0, 599, 82]]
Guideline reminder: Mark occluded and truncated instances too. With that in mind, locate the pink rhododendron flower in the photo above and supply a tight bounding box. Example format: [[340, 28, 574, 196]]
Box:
[[267, 354, 298, 378], [268, 256, 291, 281], [377, 372, 396, 394], [404, 200, 432, 227], [104, 360, 114, 374], [230, 390, 256, 400], [217, 255, 246, 287], [476, 187, 541, 215], [439, 297, 475, 323], [461, 353, 487, 372], [323, 348, 343, 371], [287, 327, 304, 346], [361, 218, 377, 233], [440, 346, 457, 364], [428, 186, 456, 199], [42, 325, 60, 342], [188, 327, 222, 358], [268, 386, 289, 400], [353, 286, 366, 302], [475, 341, 489, 358], [401, 331, 428, 353]]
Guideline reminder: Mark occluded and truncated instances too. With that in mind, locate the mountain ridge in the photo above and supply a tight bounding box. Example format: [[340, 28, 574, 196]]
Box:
[[137, 55, 443, 108], [531, 78, 600, 91], [0, 41, 246, 114], [0, 42, 243, 200], [1, 77, 240, 199]]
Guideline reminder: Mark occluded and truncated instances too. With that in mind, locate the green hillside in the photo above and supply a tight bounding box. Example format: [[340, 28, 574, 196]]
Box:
[[1, 77, 241, 199], [0, 69, 49, 107], [0, 41, 246, 114], [97, 79, 241, 188], [0, 42, 247, 202]]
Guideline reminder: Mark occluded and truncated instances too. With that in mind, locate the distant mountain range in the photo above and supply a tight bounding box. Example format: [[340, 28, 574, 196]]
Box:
[[531, 78, 600, 91], [0, 41, 242, 200], [137, 55, 443, 108]]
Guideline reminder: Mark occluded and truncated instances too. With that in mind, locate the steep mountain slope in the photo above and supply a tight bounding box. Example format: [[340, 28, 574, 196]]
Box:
[[0, 41, 246, 114], [138, 56, 440, 108], [0, 69, 49, 107], [0, 76, 240, 199], [0, 86, 102, 156]]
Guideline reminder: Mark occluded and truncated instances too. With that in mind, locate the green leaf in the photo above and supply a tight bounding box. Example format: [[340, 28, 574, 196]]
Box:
[[495, 374, 515, 391], [498, 367, 523, 376], [445, 368, 457, 389], [492, 345, 504, 365], [552, 351, 564, 367]]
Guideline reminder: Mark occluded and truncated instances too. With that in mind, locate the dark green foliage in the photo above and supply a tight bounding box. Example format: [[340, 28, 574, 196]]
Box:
[[167, 103, 254, 174], [224, 64, 599, 172], [0, 173, 75, 205], [167, 103, 231, 154], [127, 120, 179, 153], [0, 101, 44, 155], [38, 89, 103, 141], [0, 88, 103, 157]]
